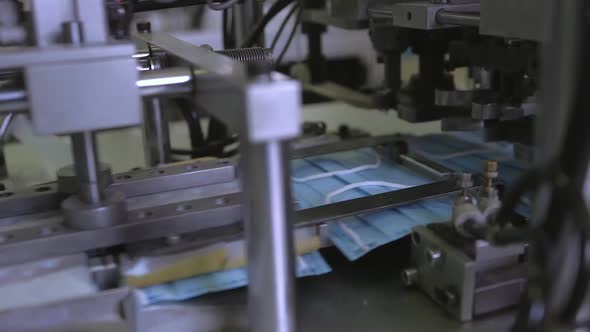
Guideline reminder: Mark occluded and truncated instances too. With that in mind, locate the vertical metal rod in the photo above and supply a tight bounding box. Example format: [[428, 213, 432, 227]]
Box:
[[71, 132, 102, 204], [242, 140, 296, 332], [143, 98, 171, 166]]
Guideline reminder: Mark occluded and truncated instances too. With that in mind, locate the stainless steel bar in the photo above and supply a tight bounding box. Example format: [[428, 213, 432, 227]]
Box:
[[0, 193, 242, 266], [0, 159, 237, 218], [0, 183, 63, 219], [71, 132, 102, 204], [111, 159, 237, 197], [0, 177, 466, 267], [295, 179, 464, 228], [291, 134, 405, 159], [0, 90, 25, 102], [143, 98, 171, 166], [436, 10, 480, 27], [137, 67, 196, 97], [400, 154, 455, 180], [133, 32, 248, 85], [242, 141, 296, 332], [0, 67, 196, 113]]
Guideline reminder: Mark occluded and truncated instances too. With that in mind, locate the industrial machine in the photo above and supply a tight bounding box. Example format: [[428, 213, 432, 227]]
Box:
[[0, 0, 588, 331]]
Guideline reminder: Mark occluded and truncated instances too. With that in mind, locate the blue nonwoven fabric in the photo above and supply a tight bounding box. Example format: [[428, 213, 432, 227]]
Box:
[[292, 148, 453, 260], [138, 134, 529, 305], [138, 251, 331, 306], [292, 134, 530, 261]]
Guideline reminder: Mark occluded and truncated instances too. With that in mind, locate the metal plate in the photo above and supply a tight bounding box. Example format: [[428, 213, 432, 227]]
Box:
[[480, 0, 544, 41]]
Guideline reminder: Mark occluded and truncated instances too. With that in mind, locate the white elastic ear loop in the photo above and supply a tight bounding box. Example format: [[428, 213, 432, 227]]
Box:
[[324, 181, 410, 205], [292, 153, 382, 183], [324, 181, 411, 253], [414, 147, 496, 161], [412, 146, 513, 162]]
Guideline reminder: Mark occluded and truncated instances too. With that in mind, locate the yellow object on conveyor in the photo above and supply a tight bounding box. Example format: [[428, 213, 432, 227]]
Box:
[[123, 228, 321, 288]]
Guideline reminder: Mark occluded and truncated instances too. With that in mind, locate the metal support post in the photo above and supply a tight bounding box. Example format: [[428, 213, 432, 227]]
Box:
[[241, 140, 296, 332], [63, 132, 126, 230], [137, 21, 172, 167], [143, 98, 171, 166], [71, 132, 102, 204]]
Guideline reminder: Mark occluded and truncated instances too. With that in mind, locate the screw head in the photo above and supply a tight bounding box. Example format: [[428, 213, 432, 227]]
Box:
[[425, 247, 443, 266], [165, 234, 181, 246], [401, 268, 419, 286], [443, 289, 458, 306]]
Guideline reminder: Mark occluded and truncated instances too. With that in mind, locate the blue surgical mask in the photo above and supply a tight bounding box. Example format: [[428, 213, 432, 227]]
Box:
[[292, 148, 454, 261], [292, 134, 529, 261], [408, 134, 528, 184]]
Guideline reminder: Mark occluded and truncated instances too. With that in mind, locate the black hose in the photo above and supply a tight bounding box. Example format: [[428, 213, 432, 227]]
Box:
[[241, 0, 295, 48], [133, 0, 206, 12], [271, 3, 300, 50]]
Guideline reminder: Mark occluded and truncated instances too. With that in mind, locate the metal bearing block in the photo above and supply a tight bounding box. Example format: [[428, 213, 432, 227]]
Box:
[[404, 224, 527, 321]]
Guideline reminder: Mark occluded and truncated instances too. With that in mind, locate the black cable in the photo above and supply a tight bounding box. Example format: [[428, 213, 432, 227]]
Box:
[[175, 98, 204, 158], [133, 0, 205, 12], [223, 9, 235, 49], [275, 6, 301, 67], [241, 0, 295, 48], [271, 3, 300, 51]]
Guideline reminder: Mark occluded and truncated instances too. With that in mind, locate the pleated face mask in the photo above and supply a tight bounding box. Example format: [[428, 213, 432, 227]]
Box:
[[137, 134, 529, 305], [292, 134, 530, 261], [292, 147, 454, 261], [408, 134, 530, 217]]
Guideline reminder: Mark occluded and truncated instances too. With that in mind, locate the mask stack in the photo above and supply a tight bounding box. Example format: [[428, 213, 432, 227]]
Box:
[[292, 147, 454, 260]]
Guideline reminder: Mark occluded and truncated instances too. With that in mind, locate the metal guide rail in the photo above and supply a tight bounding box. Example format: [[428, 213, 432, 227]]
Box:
[[0, 135, 462, 266]]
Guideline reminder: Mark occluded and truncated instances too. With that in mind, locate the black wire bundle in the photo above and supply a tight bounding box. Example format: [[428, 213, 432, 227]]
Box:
[[241, 0, 296, 48], [272, 3, 301, 67], [493, 2, 590, 329]]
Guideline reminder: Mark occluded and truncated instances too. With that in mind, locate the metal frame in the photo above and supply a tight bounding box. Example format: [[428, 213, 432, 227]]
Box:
[[0, 176, 464, 264], [407, 225, 526, 321], [132, 31, 302, 332], [0, 158, 469, 332]]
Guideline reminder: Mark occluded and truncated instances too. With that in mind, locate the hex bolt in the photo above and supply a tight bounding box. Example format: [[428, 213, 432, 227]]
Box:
[[165, 234, 181, 246], [401, 268, 419, 287], [425, 247, 443, 266], [444, 289, 458, 306]]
